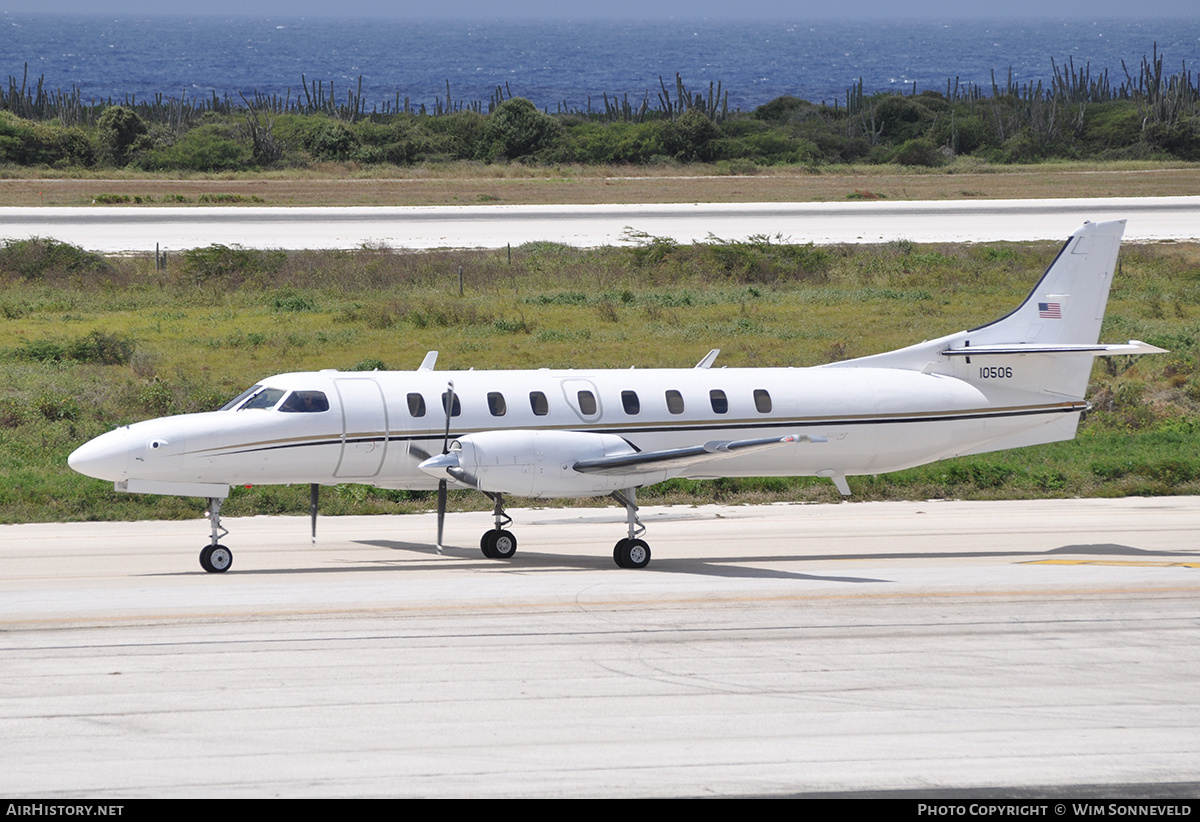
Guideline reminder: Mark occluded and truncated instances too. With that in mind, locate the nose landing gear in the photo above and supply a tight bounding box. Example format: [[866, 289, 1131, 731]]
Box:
[[199, 496, 233, 573]]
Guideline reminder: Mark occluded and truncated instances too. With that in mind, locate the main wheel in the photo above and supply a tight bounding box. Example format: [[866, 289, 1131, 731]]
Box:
[[613, 538, 631, 568], [200, 544, 232, 573], [487, 529, 517, 559], [614, 538, 650, 569]]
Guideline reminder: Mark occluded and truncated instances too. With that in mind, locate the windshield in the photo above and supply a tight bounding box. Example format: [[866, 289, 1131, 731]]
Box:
[[219, 385, 262, 411], [240, 388, 287, 410]]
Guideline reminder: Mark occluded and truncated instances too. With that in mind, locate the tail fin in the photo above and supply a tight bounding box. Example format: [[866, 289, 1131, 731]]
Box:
[[968, 219, 1124, 348], [826, 220, 1163, 400]]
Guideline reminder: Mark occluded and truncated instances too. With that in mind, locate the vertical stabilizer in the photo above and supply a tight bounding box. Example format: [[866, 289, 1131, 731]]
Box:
[[967, 219, 1125, 347], [825, 220, 1130, 392]]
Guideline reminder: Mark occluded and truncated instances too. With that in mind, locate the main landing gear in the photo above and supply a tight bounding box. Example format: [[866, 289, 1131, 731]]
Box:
[[199, 496, 233, 573], [611, 488, 650, 569], [479, 492, 517, 560], [473, 488, 650, 568]]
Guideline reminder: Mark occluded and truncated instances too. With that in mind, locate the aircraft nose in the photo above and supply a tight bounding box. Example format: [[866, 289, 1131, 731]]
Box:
[[68, 427, 131, 481]]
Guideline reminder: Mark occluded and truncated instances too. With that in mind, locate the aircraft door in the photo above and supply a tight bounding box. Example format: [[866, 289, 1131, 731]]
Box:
[[559, 378, 603, 423], [333, 378, 389, 478]]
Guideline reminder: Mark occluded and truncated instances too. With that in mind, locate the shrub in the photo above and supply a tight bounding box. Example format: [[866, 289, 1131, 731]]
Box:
[[0, 238, 112, 281], [66, 331, 135, 365], [891, 137, 944, 167], [0, 112, 91, 166], [305, 120, 360, 161], [181, 244, 286, 286], [662, 108, 720, 161], [484, 98, 562, 160], [96, 106, 148, 166], [871, 94, 936, 144], [139, 124, 253, 172]]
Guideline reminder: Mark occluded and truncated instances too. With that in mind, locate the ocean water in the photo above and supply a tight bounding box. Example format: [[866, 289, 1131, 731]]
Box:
[[2, 13, 1198, 113]]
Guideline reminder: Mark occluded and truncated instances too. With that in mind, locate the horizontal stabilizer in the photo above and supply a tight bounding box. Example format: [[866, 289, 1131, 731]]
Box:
[[942, 340, 1167, 357], [573, 434, 823, 476]]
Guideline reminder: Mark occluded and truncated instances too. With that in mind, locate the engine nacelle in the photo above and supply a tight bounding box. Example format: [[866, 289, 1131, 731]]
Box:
[[431, 429, 642, 498]]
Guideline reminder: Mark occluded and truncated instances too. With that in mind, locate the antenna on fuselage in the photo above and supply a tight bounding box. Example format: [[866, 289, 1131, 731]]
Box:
[[418, 351, 438, 371], [694, 349, 720, 369]]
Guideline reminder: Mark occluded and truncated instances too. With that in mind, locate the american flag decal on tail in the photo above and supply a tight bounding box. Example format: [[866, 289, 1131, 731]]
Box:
[[1038, 302, 1062, 319]]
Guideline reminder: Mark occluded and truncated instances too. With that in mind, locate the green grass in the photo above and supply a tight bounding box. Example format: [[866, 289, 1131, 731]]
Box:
[[3, 236, 1199, 523]]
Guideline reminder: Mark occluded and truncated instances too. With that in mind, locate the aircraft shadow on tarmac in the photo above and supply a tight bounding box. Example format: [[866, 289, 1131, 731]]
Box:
[[153, 540, 1198, 581], [347, 539, 887, 583], [323, 539, 1198, 583]]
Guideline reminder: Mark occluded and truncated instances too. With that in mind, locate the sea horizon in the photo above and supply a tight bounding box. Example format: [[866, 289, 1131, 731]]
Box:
[[3, 11, 1197, 112]]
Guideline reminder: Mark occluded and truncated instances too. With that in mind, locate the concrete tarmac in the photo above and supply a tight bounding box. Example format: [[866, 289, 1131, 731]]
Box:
[[2, 196, 1199, 252], [2, 497, 1199, 797]]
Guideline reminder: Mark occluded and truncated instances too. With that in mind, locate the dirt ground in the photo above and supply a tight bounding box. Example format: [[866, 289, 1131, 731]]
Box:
[[2, 164, 1198, 208]]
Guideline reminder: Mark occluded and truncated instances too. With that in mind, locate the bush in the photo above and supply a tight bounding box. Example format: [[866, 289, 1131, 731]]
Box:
[[305, 120, 360, 161], [10, 331, 134, 365], [554, 120, 663, 164], [181, 244, 287, 286], [0, 238, 112, 281], [484, 98, 561, 160], [66, 331, 135, 365], [871, 94, 936, 144], [139, 124, 253, 172], [662, 108, 720, 161], [891, 137, 944, 167], [96, 106, 148, 166], [753, 96, 816, 124], [0, 112, 91, 166]]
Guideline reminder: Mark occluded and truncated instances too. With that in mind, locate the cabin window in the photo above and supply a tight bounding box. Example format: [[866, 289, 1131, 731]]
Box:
[[278, 391, 330, 413], [621, 390, 640, 415], [239, 387, 286, 411], [488, 392, 507, 417], [754, 389, 772, 414], [665, 390, 684, 415], [577, 390, 597, 416], [441, 391, 462, 417], [710, 389, 729, 414], [407, 393, 426, 417], [530, 391, 549, 416]]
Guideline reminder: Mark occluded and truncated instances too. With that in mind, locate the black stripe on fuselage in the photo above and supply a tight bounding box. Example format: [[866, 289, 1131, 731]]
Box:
[[186, 402, 1085, 459]]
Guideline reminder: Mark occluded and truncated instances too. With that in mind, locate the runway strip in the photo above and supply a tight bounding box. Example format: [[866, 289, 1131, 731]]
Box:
[[2, 195, 1199, 252], [3, 497, 1199, 797]]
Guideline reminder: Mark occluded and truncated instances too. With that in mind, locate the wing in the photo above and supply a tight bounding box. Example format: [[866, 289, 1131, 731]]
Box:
[[572, 434, 825, 477]]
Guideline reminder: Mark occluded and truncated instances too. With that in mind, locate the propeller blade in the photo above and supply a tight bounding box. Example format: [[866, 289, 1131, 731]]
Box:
[[436, 479, 447, 554], [310, 483, 319, 544], [435, 379, 455, 555], [441, 380, 456, 454]]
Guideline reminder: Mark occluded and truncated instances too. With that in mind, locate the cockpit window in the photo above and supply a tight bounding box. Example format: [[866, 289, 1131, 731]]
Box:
[[278, 391, 330, 413], [239, 387, 286, 410], [220, 385, 262, 411]]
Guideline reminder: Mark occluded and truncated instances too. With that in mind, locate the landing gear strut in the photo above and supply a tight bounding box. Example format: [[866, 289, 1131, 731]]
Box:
[[480, 492, 517, 560], [611, 488, 650, 569], [199, 496, 233, 573]]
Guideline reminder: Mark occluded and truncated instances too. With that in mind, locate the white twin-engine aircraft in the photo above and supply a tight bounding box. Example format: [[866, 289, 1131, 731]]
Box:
[[69, 219, 1161, 572]]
